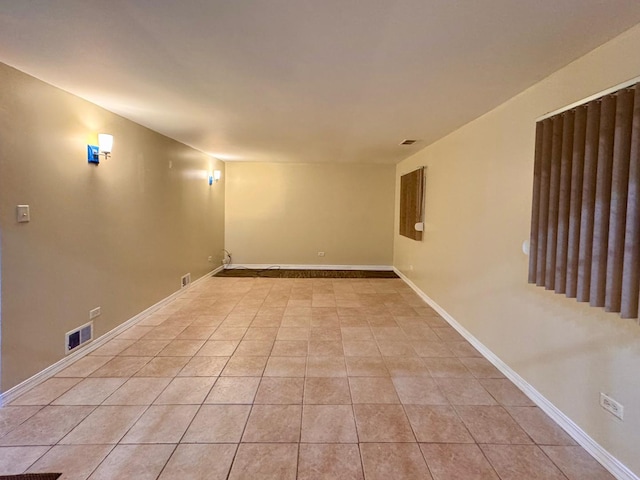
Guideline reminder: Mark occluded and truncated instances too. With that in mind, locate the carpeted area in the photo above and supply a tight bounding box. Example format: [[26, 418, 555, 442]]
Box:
[[214, 268, 399, 278]]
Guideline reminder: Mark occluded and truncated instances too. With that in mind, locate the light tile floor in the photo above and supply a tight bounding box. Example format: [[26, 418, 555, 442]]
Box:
[[0, 277, 615, 479]]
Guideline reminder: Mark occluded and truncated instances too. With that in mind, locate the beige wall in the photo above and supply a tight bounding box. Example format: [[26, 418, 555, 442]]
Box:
[[0, 63, 225, 391], [394, 24, 640, 474], [225, 162, 394, 266]]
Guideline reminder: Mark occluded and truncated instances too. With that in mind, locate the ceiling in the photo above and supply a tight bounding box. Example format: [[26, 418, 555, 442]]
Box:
[[1, 1, 640, 164]]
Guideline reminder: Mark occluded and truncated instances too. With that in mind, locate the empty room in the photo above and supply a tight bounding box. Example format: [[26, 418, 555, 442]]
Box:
[[1, 1, 640, 479]]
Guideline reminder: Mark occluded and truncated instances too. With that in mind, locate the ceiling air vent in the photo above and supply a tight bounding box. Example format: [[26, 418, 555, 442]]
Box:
[[400, 139, 417, 145]]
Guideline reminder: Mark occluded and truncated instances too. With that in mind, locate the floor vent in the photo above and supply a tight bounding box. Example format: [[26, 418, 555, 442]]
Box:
[[181, 273, 191, 288], [400, 139, 417, 145], [65, 321, 93, 354]]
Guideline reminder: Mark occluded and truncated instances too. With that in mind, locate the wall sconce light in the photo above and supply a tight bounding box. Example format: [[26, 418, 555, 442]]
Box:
[[209, 170, 221, 185], [87, 133, 114, 164]]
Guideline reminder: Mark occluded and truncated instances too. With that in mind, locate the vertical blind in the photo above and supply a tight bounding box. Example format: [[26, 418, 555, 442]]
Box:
[[529, 82, 640, 319], [400, 167, 425, 241]]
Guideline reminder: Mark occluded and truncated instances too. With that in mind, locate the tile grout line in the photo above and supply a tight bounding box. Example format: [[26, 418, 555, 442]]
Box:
[[224, 286, 268, 478]]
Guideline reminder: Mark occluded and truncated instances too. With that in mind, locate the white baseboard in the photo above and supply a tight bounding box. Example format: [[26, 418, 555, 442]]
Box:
[[225, 263, 394, 271], [0, 266, 223, 406], [393, 267, 638, 480]]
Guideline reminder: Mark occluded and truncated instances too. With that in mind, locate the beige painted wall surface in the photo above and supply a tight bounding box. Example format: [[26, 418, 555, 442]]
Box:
[[225, 162, 394, 266], [0, 63, 225, 391], [394, 24, 640, 475]]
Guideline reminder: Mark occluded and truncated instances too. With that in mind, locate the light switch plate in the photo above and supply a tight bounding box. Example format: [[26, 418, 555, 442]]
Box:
[[17, 205, 30, 223]]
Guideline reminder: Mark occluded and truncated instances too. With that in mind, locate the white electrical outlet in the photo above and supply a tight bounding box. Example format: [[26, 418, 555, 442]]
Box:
[[89, 306, 101, 320], [600, 392, 624, 420], [208, 256, 213, 263], [317, 251, 325, 257]]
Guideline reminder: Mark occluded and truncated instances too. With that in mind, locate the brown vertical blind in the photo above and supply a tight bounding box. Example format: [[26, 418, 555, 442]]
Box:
[[554, 110, 574, 294], [621, 87, 640, 318], [400, 167, 424, 241], [529, 82, 640, 320], [565, 106, 587, 298]]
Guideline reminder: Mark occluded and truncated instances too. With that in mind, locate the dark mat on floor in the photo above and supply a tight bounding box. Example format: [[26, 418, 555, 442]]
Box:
[[0, 475, 62, 480], [215, 268, 399, 278]]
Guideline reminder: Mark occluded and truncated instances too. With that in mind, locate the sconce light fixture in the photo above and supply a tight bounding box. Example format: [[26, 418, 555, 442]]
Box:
[[209, 170, 221, 185], [87, 133, 114, 164]]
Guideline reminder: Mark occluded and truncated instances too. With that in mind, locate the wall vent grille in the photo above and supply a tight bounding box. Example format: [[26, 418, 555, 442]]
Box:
[[65, 321, 93, 354]]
